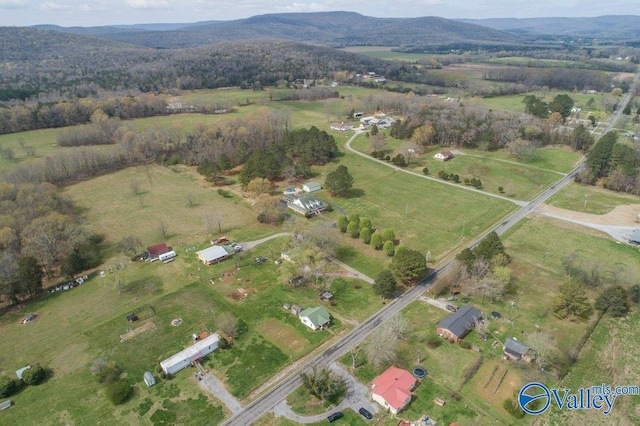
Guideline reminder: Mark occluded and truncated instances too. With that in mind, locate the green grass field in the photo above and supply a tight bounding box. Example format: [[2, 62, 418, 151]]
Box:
[[548, 182, 640, 214]]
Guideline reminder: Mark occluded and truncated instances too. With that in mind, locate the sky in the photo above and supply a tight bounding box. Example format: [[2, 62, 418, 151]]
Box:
[[0, 0, 637, 27]]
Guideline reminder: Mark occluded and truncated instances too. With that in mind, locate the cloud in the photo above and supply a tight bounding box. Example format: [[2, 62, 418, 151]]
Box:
[[0, 0, 27, 8], [40, 2, 69, 10], [124, 0, 169, 9]]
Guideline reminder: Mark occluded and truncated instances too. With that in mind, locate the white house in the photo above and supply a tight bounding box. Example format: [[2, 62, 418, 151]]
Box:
[[299, 306, 331, 330], [330, 122, 354, 132], [160, 333, 220, 375], [197, 245, 233, 265], [302, 182, 322, 193], [283, 194, 328, 216], [433, 151, 454, 161]]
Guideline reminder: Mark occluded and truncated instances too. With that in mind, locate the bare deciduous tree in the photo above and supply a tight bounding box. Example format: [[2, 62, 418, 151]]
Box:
[[528, 331, 555, 370], [157, 220, 168, 240], [130, 179, 141, 195], [216, 311, 239, 338]]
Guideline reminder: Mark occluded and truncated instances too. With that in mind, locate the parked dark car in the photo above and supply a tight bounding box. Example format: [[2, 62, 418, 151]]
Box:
[[445, 304, 457, 312], [327, 411, 343, 422], [358, 407, 373, 420]]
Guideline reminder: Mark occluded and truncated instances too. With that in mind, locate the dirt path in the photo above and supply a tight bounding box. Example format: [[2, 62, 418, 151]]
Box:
[[537, 203, 640, 226], [535, 203, 640, 243]]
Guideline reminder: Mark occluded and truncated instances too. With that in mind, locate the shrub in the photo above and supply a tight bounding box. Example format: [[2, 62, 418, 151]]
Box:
[[347, 212, 360, 224], [383, 240, 395, 257], [382, 229, 395, 243], [426, 335, 442, 349], [0, 376, 17, 397], [498, 186, 504, 193], [237, 318, 249, 335], [459, 340, 471, 350], [336, 216, 349, 233], [360, 228, 372, 244], [503, 398, 525, 418], [325, 204, 333, 212], [347, 221, 360, 238], [422, 167, 429, 175], [106, 380, 132, 405], [359, 217, 372, 230], [371, 232, 384, 250], [217, 188, 232, 198], [21, 365, 45, 386]]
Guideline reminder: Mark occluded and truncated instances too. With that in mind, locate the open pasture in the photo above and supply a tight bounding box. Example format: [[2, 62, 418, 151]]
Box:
[[322, 140, 516, 259], [63, 164, 258, 250], [548, 182, 640, 214]]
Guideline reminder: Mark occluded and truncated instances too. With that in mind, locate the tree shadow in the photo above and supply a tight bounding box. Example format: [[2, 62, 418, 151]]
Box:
[[121, 276, 164, 296], [344, 188, 365, 198]]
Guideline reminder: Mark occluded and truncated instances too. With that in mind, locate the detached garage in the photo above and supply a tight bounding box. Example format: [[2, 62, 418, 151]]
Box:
[[160, 333, 220, 375]]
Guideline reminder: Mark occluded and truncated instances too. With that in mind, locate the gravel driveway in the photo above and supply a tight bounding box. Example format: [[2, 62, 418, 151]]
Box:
[[271, 362, 378, 423]]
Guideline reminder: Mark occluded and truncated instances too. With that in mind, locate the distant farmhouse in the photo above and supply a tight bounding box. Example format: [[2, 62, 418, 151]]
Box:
[[436, 305, 482, 343], [330, 122, 354, 132], [433, 151, 454, 161], [283, 194, 328, 216], [360, 113, 395, 129]]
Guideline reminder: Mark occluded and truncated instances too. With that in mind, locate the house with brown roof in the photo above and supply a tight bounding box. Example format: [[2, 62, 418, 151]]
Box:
[[433, 151, 454, 161], [146, 243, 169, 261], [371, 366, 417, 414]]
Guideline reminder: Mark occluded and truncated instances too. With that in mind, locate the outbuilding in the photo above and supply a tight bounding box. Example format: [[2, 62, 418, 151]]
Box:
[[197, 245, 234, 265], [143, 371, 156, 387], [302, 182, 322, 193], [160, 333, 220, 375], [630, 228, 640, 244]]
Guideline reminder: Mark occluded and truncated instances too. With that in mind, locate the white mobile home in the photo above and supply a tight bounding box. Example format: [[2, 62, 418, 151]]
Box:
[[158, 251, 176, 262], [160, 333, 220, 375]]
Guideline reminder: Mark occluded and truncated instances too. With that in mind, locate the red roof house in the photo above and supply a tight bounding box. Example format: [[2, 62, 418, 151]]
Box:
[[146, 243, 169, 260], [371, 366, 417, 414]]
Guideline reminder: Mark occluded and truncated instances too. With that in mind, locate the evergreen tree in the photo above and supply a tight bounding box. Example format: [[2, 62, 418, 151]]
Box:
[[336, 216, 349, 233], [370, 232, 384, 250], [390, 248, 427, 283], [359, 228, 372, 244], [373, 269, 397, 298], [325, 165, 354, 197], [552, 280, 593, 319], [17, 256, 43, 297], [595, 285, 630, 317], [474, 231, 505, 262], [383, 240, 395, 256]]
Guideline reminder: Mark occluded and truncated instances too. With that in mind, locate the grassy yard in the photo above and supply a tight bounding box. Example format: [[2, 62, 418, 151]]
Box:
[[547, 182, 640, 214], [319, 135, 516, 262]]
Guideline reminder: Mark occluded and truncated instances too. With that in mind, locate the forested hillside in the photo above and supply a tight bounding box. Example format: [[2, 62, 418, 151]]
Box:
[[0, 28, 399, 101], [29, 12, 523, 49]]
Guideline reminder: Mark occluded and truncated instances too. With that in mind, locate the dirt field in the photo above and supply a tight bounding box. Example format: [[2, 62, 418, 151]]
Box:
[[538, 203, 640, 226], [120, 321, 156, 342], [255, 318, 309, 356]]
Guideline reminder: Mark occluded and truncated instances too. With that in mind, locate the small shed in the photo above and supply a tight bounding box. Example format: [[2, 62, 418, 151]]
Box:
[[143, 371, 156, 387], [127, 313, 138, 323], [0, 400, 12, 410], [302, 182, 322, 193], [320, 292, 334, 301], [15, 365, 31, 380], [291, 305, 302, 315], [283, 303, 291, 310]]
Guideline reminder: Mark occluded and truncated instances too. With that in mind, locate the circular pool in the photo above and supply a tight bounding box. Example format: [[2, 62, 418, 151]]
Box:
[[413, 367, 427, 378]]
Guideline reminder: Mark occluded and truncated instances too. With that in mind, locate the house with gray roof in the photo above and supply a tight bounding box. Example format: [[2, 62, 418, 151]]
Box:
[[503, 337, 534, 362], [283, 194, 328, 216], [436, 305, 481, 343]]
